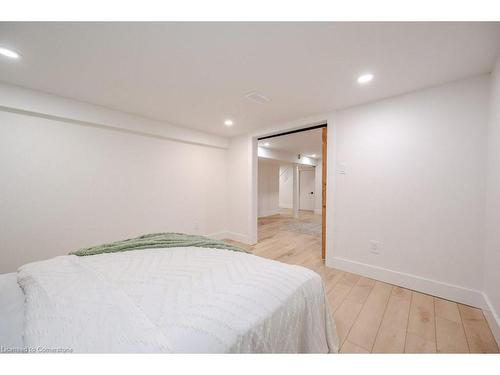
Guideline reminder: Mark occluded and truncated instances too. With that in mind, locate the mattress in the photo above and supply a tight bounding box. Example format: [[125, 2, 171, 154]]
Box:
[[7, 247, 338, 353], [0, 272, 24, 348]]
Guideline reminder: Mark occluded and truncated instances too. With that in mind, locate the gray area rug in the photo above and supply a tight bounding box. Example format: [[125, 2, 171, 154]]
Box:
[[280, 221, 321, 236]]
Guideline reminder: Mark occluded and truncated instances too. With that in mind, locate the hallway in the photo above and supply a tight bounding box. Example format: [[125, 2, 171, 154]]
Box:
[[258, 208, 321, 240]]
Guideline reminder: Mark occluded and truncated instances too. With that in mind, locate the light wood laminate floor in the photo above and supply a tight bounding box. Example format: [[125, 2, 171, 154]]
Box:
[[227, 209, 499, 353]]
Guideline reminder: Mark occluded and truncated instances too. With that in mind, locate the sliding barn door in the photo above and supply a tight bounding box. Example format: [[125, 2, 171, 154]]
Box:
[[322, 127, 327, 260]]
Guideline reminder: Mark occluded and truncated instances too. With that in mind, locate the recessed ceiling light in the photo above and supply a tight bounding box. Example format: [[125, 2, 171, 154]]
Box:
[[0, 47, 20, 59], [264, 142, 270, 147], [357, 73, 374, 84], [224, 119, 233, 127]]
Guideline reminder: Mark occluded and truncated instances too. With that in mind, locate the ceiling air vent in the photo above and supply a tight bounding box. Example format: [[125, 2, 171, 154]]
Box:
[[245, 91, 271, 104]]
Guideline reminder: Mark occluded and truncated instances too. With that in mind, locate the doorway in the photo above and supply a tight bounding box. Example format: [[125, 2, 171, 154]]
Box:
[[255, 124, 327, 260], [299, 169, 315, 211]]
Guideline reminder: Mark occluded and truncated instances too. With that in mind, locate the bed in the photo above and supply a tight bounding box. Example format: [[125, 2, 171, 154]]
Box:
[[0, 244, 338, 353]]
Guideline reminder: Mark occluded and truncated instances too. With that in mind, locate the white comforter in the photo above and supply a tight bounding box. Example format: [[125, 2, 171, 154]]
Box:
[[17, 248, 338, 353]]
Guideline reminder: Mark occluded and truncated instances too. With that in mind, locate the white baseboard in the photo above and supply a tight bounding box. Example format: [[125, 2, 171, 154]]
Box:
[[482, 292, 500, 347], [258, 209, 280, 218], [314, 208, 322, 215], [328, 256, 485, 309], [206, 231, 254, 245], [206, 231, 227, 240], [279, 204, 292, 209]]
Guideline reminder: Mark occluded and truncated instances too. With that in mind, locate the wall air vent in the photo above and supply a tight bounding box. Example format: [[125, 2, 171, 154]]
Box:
[[245, 91, 271, 104]]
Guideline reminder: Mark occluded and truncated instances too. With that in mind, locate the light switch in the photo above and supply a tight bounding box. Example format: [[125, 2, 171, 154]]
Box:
[[336, 163, 346, 174]]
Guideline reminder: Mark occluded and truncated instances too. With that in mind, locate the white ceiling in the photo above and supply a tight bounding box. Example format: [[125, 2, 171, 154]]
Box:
[[1, 22, 499, 137], [259, 128, 323, 158]]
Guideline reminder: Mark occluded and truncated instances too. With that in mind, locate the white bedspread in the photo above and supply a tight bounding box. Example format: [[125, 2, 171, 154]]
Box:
[[17, 248, 338, 353]]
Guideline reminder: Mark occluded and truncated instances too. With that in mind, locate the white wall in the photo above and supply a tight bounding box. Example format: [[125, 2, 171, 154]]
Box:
[[279, 164, 294, 209], [330, 75, 490, 306], [484, 57, 500, 342], [0, 87, 229, 273], [226, 135, 256, 244], [257, 159, 280, 217]]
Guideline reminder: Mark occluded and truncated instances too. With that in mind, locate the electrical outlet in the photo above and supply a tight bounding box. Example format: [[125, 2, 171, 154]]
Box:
[[369, 240, 382, 255]]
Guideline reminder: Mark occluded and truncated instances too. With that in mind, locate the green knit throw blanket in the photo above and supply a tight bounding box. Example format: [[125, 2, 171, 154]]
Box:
[[70, 232, 248, 256]]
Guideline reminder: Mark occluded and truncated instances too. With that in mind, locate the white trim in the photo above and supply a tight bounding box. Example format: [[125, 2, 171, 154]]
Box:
[[329, 256, 486, 308], [249, 114, 329, 138], [258, 209, 281, 218], [206, 231, 252, 245], [314, 208, 322, 215], [482, 293, 500, 347], [205, 231, 227, 240], [258, 147, 318, 166]]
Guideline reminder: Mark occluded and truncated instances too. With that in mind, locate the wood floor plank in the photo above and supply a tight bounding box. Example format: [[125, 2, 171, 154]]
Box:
[[435, 315, 469, 353], [347, 277, 376, 304], [326, 272, 360, 312], [324, 270, 346, 292], [340, 340, 370, 353], [405, 333, 437, 353], [405, 291, 436, 353], [334, 298, 365, 345], [434, 297, 462, 323], [345, 281, 393, 351], [434, 297, 469, 353], [372, 286, 412, 353], [333, 277, 376, 344], [458, 304, 499, 353]]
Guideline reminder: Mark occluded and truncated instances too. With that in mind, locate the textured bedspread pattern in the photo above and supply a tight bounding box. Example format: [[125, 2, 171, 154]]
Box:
[[70, 232, 247, 256], [18, 248, 338, 353]]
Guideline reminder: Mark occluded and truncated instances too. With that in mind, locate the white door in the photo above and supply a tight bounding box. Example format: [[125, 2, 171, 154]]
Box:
[[299, 170, 315, 211]]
